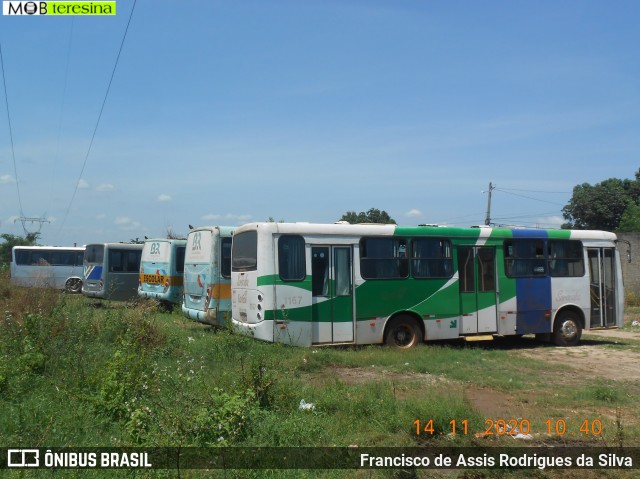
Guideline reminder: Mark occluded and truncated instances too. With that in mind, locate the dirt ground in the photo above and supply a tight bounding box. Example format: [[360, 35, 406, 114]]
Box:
[[330, 327, 640, 431], [518, 328, 640, 382]]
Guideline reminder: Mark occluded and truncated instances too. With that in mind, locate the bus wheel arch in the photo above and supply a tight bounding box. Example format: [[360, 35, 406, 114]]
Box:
[[65, 277, 83, 294], [384, 313, 424, 348], [552, 308, 583, 347]]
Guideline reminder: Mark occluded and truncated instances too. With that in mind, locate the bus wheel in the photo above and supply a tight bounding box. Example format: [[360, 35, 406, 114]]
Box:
[[385, 316, 423, 348], [65, 278, 82, 294], [552, 311, 582, 347]]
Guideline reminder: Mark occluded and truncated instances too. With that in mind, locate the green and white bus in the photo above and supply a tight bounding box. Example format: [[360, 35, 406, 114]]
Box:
[[231, 222, 624, 347], [182, 226, 235, 326]]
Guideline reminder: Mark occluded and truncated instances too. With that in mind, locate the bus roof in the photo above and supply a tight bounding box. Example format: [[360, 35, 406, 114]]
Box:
[[85, 242, 143, 249], [12, 245, 85, 251], [234, 222, 617, 241], [142, 238, 187, 244], [188, 226, 236, 236]]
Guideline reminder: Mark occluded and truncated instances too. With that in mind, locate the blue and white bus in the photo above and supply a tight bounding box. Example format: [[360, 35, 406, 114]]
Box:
[[10, 245, 85, 293], [182, 226, 234, 325], [138, 238, 186, 305], [82, 243, 143, 301]]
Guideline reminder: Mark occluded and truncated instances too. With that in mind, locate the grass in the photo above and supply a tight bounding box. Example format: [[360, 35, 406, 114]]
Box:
[[2, 273, 640, 478]]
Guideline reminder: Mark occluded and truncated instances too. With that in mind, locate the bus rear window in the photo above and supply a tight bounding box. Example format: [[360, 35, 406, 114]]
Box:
[[108, 249, 141, 272], [232, 231, 257, 272], [85, 245, 104, 264]]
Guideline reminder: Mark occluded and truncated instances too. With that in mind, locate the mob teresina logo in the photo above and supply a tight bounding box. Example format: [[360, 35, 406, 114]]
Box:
[[3, 1, 116, 16]]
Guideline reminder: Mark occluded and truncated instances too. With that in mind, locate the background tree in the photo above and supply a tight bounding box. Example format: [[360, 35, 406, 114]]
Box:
[[562, 169, 640, 231], [339, 208, 396, 224], [619, 202, 640, 232], [166, 226, 186, 240], [0, 232, 40, 265]]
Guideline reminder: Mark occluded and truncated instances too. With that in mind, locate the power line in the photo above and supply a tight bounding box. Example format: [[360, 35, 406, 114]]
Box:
[[494, 188, 565, 206], [493, 211, 563, 221], [58, 0, 138, 235], [50, 17, 75, 201], [497, 187, 570, 194], [0, 41, 24, 216]]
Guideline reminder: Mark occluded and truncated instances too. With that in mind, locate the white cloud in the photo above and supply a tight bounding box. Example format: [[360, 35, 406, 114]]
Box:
[[114, 216, 141, 230], [96, 183, 116, 192], [96, 214, 106, 220], [405, 209, 422, 218], [157, 194, 172, 202], [0, 174, 16, 185], [201, 213, 252, 224], [537, 216, 565, 228], [77, 179, 90, 189]]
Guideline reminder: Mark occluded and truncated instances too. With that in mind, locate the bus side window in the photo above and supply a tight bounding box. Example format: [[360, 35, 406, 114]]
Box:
[[278, 235, 305, 281], [109, 251, 123, 272]]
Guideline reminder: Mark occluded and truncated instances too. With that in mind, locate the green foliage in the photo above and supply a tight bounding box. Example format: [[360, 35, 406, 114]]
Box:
[[340, 208, 396, 224], [2, 269, 640, 478], [562, 169, 640, 231], [619, 201, 640, 232], [0, 232, 39, 264]]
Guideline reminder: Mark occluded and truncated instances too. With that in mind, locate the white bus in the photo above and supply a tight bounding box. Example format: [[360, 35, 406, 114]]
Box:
[[82, 243, 143, 301], [138, 238, 187, 305], [182, 226, 234, 326], [10, 246, 85, 293], [231, 222, 625, 347]]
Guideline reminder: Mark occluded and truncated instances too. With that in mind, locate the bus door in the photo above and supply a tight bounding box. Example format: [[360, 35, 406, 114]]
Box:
[[588, 248, 617, 327], [311, 246, 354, 344], [457, 246, 498, 334]]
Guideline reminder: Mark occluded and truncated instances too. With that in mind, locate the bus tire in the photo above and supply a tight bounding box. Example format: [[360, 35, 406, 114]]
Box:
[[384, 316, 423, 348], [65, 278, 83, 294], [552, 311, 582, 347]]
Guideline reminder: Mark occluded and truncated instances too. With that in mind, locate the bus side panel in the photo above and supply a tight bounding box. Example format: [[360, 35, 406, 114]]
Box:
[[514, 276, 552, 334], [550, 276, 590, 325], [511, 230, 552, 335], [354, 277, 461, 342], [495, 239, 519, 336], [104, 273, 140, 301], [272, 281, 313, 346]]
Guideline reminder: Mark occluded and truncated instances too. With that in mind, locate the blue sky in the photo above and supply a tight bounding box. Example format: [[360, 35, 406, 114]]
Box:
[[0, 0, 638, 246]]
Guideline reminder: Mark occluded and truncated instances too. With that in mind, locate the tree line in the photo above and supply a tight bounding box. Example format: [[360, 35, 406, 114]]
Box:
[[562, 168, 640, 231]]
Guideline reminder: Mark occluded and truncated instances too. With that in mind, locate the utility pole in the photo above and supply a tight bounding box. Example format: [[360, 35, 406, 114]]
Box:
[[15, 215, 50, 236], [484, 182, 495, 226]]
